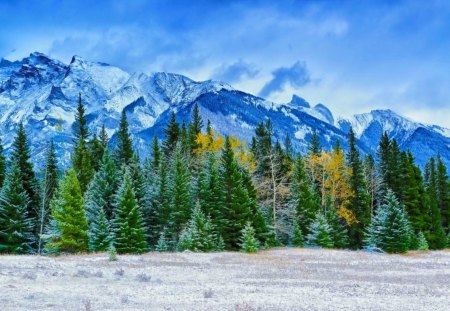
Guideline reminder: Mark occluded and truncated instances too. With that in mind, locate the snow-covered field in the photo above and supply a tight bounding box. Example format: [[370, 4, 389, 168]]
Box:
[[1, 248, 449, 311]]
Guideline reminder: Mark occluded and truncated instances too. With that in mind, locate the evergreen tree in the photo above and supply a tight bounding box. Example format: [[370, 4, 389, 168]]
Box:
[[151, 136, 161, 172], [84, 151, 119, 221], [416, 231, 429, 251], [0, 160, 33, 253], [113, 169, 147, 254], [115, 110, 134, 166], [364, 190, 411, 253], [45, 169, 88, 253], [240, 222, 259, 253], [167, 144, 192, 240], [436, 155, 450, 231], [72, 94, 93, 193], [188, 103, 203, 152], [99, 124, 109, 150], [89, 134, 104, 171], [290, 155, 321, 235], [11, 123, 41, 230], [177, 202, 223, 252], [326, 207, 348, 249], [308, 131, 321, 156], [219, 137, 252, 249], [155, 230, 169, 252], [290, 221, 304, 247], [306, 212, 334, 248], [0, 138, 6, 188], [88, 206, 112, 252], [346, 127, 370, 248], [163, 112, 179, 156], [37, 140, 59, 253]]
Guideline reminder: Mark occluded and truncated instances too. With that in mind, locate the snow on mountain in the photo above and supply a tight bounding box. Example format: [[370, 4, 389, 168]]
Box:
[[338, 109, 450, 167], [0, 52, 448, 169]]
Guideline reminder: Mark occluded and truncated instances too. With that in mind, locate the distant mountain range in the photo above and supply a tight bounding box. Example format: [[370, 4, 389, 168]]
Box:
[[0, 52, 449, 169]]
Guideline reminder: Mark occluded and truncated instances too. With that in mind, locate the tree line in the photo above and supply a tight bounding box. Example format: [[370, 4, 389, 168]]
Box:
[[0, 95, 449, 254]]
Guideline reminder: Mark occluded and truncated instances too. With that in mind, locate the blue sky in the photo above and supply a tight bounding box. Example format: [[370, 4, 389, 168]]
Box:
[[1, 0, 449, 127]]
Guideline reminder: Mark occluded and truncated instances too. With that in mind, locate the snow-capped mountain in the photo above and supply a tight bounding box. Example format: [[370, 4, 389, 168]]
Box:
[[0, 52, 448, 169], [338, 110, 450, 167]]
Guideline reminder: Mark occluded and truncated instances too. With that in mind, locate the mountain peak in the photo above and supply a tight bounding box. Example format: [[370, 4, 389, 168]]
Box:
[[288, 94, 310, 108]]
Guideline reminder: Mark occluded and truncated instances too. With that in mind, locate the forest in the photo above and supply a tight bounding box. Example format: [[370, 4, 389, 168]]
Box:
[[0, 95, 449, 255]]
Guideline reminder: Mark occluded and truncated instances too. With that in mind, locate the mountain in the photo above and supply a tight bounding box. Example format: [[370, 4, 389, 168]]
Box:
[[338, 110, 450, 167], [0, 52, 448, 169]]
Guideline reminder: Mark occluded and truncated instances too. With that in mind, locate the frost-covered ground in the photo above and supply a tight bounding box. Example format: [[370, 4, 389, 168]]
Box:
[[1, 248, 449, 310]]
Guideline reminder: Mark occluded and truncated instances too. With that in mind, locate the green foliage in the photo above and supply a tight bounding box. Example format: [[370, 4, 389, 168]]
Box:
[[306, 212, 334, 248], [108, 243, 118, 261], [115, 111, 134, 166], [326, 207, 348, 249], [0, 138, 6, 188], [240, 222, 259, 253], [155, 230, 169, 252], [88, 206, 112, 252], [163, 112, 180, 156], [365, 190, 411, 253], [0, 160, 33, 253], [45, 169, 88, 253], [416, 231, 429, 251], [112, 169, 147, 254], [290, 221, 304, 247]]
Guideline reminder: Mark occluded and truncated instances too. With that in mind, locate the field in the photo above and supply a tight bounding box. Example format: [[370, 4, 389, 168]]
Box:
[[0, 248, 449, 310]]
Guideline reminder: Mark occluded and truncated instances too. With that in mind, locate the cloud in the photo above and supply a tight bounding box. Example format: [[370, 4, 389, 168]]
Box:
[[259, 61, 311, 98], [211, 60, 259, 84]]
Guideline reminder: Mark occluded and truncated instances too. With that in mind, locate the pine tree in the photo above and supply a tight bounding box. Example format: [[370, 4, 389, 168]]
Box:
[[85, 151, 119, 221], [0, 160, 33, 253], [163, 112, 179, 156], [290, 155, 321, 235], [290, 221, 304, 247], [240, 222, 259, 253], [346, 127, 370, 248], [115, 110, 134, 166], [219, 137, 252, 249], [416, 231, 429, 251], [11, 123, 41, 232], [72, 94, 93, 193], [167, 144, 192, 240], [37, 140, 59, 253], [156, 230, 169, 252], [0, 138, 6, 188], [306, 212, 334, 248], [364, 190, 411, 253], [45, 169, 88, 253], [113, 169, 147, 254], [177, 202, 223, 252]]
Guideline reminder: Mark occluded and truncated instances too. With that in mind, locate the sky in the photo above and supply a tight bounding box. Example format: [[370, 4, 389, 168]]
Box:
[[1, 0, 449, 127]]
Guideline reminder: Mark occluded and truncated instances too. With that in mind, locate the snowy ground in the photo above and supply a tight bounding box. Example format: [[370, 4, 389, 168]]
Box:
[[0, 248, 449, 311]]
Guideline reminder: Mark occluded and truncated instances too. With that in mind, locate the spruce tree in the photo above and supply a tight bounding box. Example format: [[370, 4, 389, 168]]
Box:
[[306, 212, 334, 248], [113, 169, 147, 254], [115, 110, 134, 166], [11, 123, 41, 231], [151, 136, 161, 172], [416, 231, 429, 251], [346, 127, 370, 248], [163, 112, 179, 156], [198, 153, 223, 226], [167, 144, 192, 240], [72, 94, 93, 193], [45, 169, 88, 253], [290, 155, 321, 235], [240, 222, 259, 253], [37, 140, 59, 253], [0, 160, 33, 253], [308, 131, 321, 156], [364, 190, 411, 253], [0, 138, 6, 188], [219, 137, 252, 249], [88, 206, 112, 252], [326, 207, 348, 249], [99, 124, 109, 150], [89, 133, 104, 171], [290, 221, 304, 247], [156, 230, 169, 252], [436, 155, 450, 231], [188, 103, 203, 152]]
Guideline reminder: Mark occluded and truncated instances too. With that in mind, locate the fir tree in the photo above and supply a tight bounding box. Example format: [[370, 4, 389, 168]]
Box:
[[188, 103, 203, 152], [219, 137, 252, 249], [364, 190, 411, 253], [163, 112, 179, 156], [37, 140, 59, 253], [11, 123, 41, 231], [436, 155, 450, 231], [156, 230, 169, 252], [326, 207, 348, 249], [45, 169, 88, 253], [290, 155, 321, 235], [0, 138, 6, 188], [0, 160, 33, 253], [89, 133, 104, 171], [115, 110, 134, 166], [290, 221, 304, 247], [72, 94, 93, 193], [151, 136, 161, 172], [99, 124, 109, 150], [416, 231, 429, 251], [346, 127, 370, 248], [308, 130, 321, 156], [306, 212, 334, 248], [113, 169, 147, 254], [240, 222, 259, 253], [88, 206, 112, 252]]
